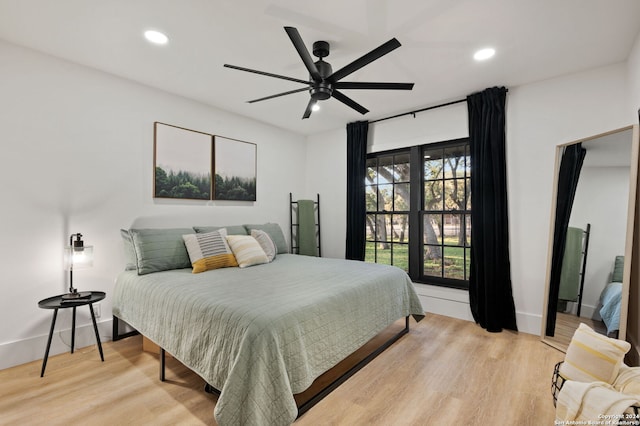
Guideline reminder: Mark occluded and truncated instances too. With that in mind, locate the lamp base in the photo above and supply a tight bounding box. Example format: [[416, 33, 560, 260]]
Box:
[[61, 291, 92, 300]]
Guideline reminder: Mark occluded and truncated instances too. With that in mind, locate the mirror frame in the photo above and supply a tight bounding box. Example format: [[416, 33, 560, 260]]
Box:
[[541, 124, 640, 352]]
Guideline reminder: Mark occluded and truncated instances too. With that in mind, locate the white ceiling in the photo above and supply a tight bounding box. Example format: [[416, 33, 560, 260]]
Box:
[[1, 0, 639, 136]]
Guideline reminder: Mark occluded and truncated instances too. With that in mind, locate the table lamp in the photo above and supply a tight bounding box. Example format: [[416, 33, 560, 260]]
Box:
[[62, 233, 93, 300]]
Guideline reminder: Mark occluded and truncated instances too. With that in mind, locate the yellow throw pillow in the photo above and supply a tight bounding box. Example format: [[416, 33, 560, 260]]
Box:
[[182, 229, 238, 273], [226, 235, 269, 268], [559, 323, 631, 384]]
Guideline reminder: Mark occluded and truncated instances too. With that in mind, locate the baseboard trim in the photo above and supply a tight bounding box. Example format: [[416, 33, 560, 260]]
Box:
[[0, 319, 112, 371]]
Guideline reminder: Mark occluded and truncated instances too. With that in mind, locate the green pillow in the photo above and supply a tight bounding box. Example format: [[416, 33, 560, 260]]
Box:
[[243, 223, 288, 254], [128, 228, 193, 275], [120, 229, 137, 271], [193, 225, 248, 235], [612, 255, 625, 283]]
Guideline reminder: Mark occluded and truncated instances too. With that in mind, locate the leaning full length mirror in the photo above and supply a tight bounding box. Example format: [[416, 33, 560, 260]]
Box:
[[541, 125, 639, 352]]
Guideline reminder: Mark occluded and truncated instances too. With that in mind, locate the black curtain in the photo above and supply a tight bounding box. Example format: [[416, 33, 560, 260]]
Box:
[[468, 86, 518, 332], [545, 143, 586, 336], [345, 121, 369, 260]]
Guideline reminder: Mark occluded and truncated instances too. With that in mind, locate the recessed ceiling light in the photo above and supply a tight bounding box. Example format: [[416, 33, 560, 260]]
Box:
[[312, 103, 320, 112], [144, 30, 168, 45], [473, 48, 495, 61]]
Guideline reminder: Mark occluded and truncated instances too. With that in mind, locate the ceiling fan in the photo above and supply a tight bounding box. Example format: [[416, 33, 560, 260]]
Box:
[[224, 27, 414, 119]]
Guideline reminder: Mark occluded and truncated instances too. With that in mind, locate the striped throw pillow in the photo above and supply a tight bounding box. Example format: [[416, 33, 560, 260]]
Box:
[[226, 235, 269, 268], [559, 323, 631, 384], [250, 229, 277, 262], [182, 229, 238, 273]]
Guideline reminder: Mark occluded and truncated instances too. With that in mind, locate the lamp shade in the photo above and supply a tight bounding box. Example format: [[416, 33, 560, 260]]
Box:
[[64, 245, 93, 271]]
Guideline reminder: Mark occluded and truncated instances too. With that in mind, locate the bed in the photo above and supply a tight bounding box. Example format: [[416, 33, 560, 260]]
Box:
[[598, 256, 625, 336], [599, 281, 622, 336], [112, 226, 424, 426]]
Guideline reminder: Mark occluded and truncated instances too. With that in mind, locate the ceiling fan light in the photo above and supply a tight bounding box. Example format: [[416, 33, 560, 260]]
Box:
[[311, 103, 320, 112], [474, 48, 495, 61], [144, 30, 169, 45]]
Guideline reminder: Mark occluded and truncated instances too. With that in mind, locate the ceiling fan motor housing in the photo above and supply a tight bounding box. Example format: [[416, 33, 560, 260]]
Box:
[[312, 41, 330, 58], [310, 58, 333, 100]]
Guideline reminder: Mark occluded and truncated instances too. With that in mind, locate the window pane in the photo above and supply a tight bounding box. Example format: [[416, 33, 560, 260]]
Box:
[[424, 245, 442, 276], [379, 155, 394, 186], [376, 241, 392, 266], [424, 148, 443, 180], [392, 243, 409, 272], [366, 158, 378, 184], [395, 183, 410, 211], [424, 180, 443, 210], [365, 185, 377, 211], [377, 184, 393, 211], [376, 214, 391, 242], [443, 213, 464, 246], [423, 214, 442, 244], [392, 214, 409, 243], [465, 247, 471, 280], [465, 178, 471, 210], [365, 241, 376, 263], [444, 178, 465, 211], [465, 144, 471, 177], [366, 214, 376, 240], [443, 146, 466, 179], [465, 214, 471, 245], [394, 153, 411, 183], [443, 246, 465, 280]]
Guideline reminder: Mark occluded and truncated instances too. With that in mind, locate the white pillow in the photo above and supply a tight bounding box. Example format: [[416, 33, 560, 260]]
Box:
[[226, 235, 269, 268], [251, 229, 277, 262]]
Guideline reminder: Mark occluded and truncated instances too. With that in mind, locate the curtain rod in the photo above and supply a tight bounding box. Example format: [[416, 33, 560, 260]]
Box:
[[369, 98, 466, 124], [369, 88, 509, 124]]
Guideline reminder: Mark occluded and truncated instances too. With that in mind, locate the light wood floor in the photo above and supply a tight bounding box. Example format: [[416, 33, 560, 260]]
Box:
[[543, 312, 608, 351], [0, 313, 564, 425]]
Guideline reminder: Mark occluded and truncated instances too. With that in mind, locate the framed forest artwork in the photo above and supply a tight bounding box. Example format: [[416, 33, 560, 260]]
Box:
[[214, 136, 257, 201], [153, 122, 257, 201], [154, 123, 212, 200]]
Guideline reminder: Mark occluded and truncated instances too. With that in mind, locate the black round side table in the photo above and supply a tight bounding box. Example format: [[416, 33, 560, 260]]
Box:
[[38, 291, 106, 377]]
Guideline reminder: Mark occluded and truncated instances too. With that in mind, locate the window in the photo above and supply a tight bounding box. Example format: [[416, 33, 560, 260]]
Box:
[[365, 152, 411, 272], [365, 138, 471, 289]]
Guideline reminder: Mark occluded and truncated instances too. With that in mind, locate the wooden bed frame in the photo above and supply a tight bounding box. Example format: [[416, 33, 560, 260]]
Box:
[[113, 315, 410, 418]]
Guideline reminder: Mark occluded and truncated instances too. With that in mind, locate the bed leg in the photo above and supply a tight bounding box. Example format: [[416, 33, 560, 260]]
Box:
[[112, 316, 119, 341], [160, 348, 166, 382], [406, 315, 410, 331], [112, 315, 139, 341]]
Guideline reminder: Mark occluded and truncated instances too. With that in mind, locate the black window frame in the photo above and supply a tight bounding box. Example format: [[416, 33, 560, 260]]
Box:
[[365, 137, 470, 290]]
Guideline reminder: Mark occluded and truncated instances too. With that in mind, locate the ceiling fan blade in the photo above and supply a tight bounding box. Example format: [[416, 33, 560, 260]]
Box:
[[248, 87, 310, 103], [332, 90, 369, 115], [334, 82, 414, 90], [224, 64, 309, 85], [328, 38, 401, 82], [284, 27, 322, 82], [302, 99, 316, 119]]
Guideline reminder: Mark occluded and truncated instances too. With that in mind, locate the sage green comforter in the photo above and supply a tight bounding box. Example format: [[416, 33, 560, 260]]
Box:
[[113, 254, 424, 426]]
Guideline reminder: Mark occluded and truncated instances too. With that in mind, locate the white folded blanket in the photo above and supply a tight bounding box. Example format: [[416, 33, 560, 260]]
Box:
[[615, 365, 640, 398], [556, 380, 640, 422]]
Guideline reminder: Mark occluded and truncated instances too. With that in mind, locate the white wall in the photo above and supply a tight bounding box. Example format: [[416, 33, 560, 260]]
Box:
[[0, 41, 307, 369], [307, 62, 634, 334], [628, 31, 640, 121]]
